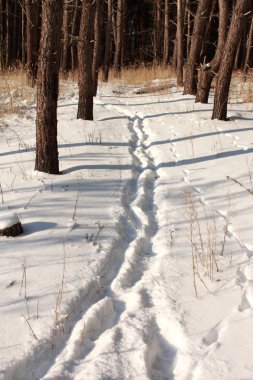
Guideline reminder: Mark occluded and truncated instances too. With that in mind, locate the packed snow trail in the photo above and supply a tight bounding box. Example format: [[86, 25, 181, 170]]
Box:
[[3, 96, 185, 380], [2, 84, 253, 380], [38, 110, 179, 379]]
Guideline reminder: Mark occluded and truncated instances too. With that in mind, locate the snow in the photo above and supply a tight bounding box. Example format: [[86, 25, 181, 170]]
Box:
[[0, 213, 20, 229], [1, 79, 253, 380]]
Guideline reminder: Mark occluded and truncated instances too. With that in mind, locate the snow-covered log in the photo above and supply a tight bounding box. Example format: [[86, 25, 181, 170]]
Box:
[[0, 214, 23, 237]]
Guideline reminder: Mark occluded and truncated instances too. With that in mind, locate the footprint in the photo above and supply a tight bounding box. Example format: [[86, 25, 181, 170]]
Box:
[[199, 197, 208, 206], [202, 327, 219, 346], [193, 187, 201, 194]]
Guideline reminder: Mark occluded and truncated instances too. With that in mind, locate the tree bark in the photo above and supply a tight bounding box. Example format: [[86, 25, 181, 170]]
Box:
[[154, 0, 162, 63], [61, 0, 70, 75], [163, 0, 170, 65], [26, 0, 39, 86], [77, 0, 94, 120], [244, 14, 253, 79], [177, 0, 184, 86], [35, 0, 63, 174], [92, 0, 103, 96], [196, 0, 229, 103], [0, 0, 4, 70], [183, 0, 212, 95], [102, 0, 112, 81], [114, 0, 123, 76], [70, 0, 81, 72], [212, 0, 251, 120]]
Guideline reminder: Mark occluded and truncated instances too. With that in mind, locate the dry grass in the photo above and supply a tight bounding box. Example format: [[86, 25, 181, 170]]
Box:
[[229, 70, 253, 103], [0, 68, 36, 118]]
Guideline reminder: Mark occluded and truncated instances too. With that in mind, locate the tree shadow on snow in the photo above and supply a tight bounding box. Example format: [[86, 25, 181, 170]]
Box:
[[22, 221, 57, 236]]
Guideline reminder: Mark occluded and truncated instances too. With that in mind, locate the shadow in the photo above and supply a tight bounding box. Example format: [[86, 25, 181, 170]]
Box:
[[62, 164, 132, 174], [22, 221, 57, 235], [59, 141, 128, 149], [57, 102, 78, 108], [0, 147, 35, 158], [97, 115, 129, 122], [230, 115, 253, 121], [106, 97, 194, 108], [146, 126, 253, 148], [157, 146, 253, 169]]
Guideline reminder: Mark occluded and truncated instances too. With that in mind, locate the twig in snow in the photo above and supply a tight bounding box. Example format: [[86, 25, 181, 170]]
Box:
[[24, 191, 39, 209], [226, 175, 253, 196], [22, 313, 38, 341]]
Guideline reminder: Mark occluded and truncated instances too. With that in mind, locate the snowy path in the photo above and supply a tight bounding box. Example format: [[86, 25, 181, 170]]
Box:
[[2, 85, 253, 380]]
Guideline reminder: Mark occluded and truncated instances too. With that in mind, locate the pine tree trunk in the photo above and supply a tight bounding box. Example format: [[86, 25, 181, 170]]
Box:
[[183, 0, 212, 95], [26, 0, 39, 86], [212, 0, 250, 120], [21, 0, 26, 66], [35, 0, 63, 174], [5, 0, 10, 67], [154, 0, 162, 63], [185, 0, 191, 57], [114, 0, 123, 76], [244, 14, 253, 79], [195, 0, 229, 103], [92, 0, 103, 96], [77, 0, 94, 120], [0, 0, 3, 70], [70, 0, 81, 72], [102, 0, 112, 81], [177, 0, 184, 86], [61, 1, 70, 75], [163, 0, 170, 65]]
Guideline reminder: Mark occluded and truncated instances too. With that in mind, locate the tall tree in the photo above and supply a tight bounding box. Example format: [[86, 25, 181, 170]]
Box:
[[212, 0, 251, 120], [183, 0, 212, 95], [114, 0, 123, 76], [176, 0, 184, 86], [77, 0, 94, 120], [70, 0, 81, 72], [26, 0, 40, 86], [92, 0, 103, 96], [244, 14, 253, 79], [154, 0, 162, 63], [35, 0, 63, 174], [0, 0, 4, 70], [61, 0, 70, 75], [102, 0, 112, 81], [195, 0, 229, 103], [163, 0, 170, 65]]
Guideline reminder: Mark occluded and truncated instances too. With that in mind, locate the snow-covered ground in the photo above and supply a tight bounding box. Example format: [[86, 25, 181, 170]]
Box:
[[1, 79, 253, 380]]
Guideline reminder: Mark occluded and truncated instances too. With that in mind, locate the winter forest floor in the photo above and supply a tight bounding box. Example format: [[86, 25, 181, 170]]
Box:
[[0, 71, 253, 380]]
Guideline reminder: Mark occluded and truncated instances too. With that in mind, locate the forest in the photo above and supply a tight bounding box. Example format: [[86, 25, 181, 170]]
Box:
[[1, 0, 252, 174], [0, 1, 253, 379]]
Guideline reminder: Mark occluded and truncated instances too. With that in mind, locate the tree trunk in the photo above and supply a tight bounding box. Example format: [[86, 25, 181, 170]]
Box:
[[114, 0, 123, 76], [21, 0, 26, 66], [35, 0, 63, 174], [26, 0, 39, 86], [183, 0, 212, 95], [177, 0, 184, 86], [61, 1, 70, 75], [163, 0, 170, 65], [92, 0, 103, 96], [212, 0, 250, 120], [77, 0, 94, 120], [70, 0, 81, 72], [196, 0, 229, 103], [244, 14, 253, 79], [102, 0, 112, 81], [5, 0, 10, 67], [154, 0, 162, 63], [0, 0, 4, 70], [186, 0, 191, 57]]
